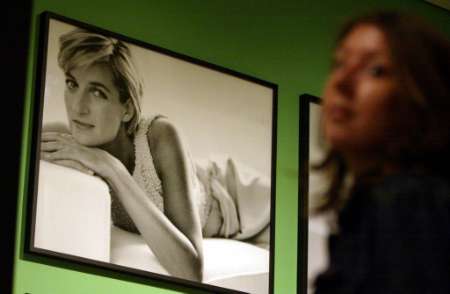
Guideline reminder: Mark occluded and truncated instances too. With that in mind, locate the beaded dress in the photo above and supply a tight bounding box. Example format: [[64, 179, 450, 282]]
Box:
[[111, 115, 271, 241], [111, 115, 213, 235]]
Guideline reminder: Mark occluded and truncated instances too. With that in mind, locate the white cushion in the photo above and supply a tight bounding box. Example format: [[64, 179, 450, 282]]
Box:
[[111, 225, 270, 293], [34, 160, 111, 262], [33, 160, 270, 293], [110, 225, 169, 275]]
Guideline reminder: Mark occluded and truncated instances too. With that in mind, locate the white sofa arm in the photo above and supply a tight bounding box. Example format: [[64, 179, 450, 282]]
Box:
[[111, 225, 270, 294], [34, 160, 111, 262]]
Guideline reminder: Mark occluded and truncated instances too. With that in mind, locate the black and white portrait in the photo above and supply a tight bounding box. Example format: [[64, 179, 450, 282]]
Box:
[[30, 13, 276, 294]]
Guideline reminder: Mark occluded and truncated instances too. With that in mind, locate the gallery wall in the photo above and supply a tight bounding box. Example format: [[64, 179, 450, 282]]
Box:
[[12, 0, 449, 293]]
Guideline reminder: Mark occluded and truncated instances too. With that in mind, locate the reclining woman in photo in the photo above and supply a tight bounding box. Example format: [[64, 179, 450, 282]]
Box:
[[312, 10, 450, 294], [41, 28, 271, 282]]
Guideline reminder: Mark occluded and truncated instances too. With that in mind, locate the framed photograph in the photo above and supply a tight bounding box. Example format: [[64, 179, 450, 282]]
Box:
[[297, 94, 327, 294], [26, 11, 277, 294]]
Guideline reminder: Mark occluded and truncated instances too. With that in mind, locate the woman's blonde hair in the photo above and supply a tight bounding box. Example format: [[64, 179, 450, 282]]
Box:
[[58, 28, 143, 135]]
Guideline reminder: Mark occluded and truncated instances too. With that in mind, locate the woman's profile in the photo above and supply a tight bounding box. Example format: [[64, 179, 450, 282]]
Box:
[[40, 27, 272, 282], [311, 10, 450, 294]]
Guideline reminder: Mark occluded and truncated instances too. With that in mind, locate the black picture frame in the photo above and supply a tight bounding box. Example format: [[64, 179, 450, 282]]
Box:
[[25, 11, 277, 294], [297, 93, 323, 294]]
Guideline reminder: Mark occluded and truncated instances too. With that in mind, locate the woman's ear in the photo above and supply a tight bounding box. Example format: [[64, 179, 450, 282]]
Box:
[[122, 99, 135, 123]]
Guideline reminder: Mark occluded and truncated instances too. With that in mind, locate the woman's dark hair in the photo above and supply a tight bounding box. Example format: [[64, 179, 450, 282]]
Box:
[[315, 10, 450, 213]]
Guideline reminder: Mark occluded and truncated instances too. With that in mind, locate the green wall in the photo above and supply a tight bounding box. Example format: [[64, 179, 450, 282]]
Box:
[[13, 1, 450, 293]]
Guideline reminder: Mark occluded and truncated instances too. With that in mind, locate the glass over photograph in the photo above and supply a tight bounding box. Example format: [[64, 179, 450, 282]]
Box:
[[29, 13, 276, 294]]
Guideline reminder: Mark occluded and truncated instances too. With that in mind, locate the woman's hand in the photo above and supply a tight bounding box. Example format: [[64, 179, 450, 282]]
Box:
[[40, 132, 118, 179]]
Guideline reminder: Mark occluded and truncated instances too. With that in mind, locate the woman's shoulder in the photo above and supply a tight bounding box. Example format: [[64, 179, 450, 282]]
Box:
[[143, 115, 180, 147], [371, 172, 450, 204], [367, 172, 450, 225], [141, 116, 186, 167]]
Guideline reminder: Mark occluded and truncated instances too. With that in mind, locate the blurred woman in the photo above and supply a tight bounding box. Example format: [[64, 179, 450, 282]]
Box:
[[312, 10, 450, 294]]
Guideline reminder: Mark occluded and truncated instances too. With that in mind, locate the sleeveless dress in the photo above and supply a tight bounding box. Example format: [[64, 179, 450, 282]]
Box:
[[111, 115, 271, 240]]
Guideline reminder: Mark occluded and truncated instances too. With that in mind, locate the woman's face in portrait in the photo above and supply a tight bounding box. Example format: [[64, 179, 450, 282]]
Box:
[[322, 24, 401, 156], [64, 63, 128, 146]]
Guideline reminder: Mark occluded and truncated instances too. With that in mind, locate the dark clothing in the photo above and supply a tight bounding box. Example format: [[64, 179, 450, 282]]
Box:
[[314, 173, 450, 294]]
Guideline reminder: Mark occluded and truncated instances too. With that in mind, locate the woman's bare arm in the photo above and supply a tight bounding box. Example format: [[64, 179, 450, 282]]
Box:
[[40, 119, 204, 281], [148, 118, 204, 280], [103, 118, 203, 281], [41, 123, 94, 175]]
